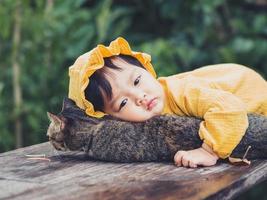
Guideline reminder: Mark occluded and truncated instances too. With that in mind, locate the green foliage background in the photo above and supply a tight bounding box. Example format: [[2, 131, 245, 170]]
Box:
[[0, 0, 267, 198], [0, 0, 266, 146], [1, 0, 267, 152]]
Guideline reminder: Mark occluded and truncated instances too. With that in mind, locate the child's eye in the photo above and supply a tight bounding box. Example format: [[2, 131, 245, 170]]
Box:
[[134, 75, 141, 86], [119, 99, 128, 111]]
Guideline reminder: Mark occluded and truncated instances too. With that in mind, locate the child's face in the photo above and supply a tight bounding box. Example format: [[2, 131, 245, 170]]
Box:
[[102, 57, 165, 122]]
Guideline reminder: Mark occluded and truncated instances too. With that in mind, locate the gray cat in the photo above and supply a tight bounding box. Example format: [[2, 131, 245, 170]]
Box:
[[47, 98, 267, 162]]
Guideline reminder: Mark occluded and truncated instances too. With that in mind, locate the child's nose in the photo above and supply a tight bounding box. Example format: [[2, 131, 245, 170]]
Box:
[[135, 93, 148, 106]]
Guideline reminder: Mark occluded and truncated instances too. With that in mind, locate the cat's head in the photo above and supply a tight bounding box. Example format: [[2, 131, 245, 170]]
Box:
[[47, 112, 68, 151]]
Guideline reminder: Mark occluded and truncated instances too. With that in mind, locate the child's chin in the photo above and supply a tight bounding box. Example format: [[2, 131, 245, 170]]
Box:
[[152, 102, 164, 115]]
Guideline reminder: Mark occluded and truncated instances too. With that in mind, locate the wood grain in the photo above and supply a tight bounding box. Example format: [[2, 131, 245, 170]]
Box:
[[0, 142, 266, 200]]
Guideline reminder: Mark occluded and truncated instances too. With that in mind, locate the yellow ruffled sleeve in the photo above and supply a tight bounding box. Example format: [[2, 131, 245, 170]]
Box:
[[177, 82, 249, 159]]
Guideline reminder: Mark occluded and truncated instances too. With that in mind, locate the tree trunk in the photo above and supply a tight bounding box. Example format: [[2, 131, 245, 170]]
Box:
[[43, 0, 54, 97], [12, 1, 22, 148], [44, 0, 54, 70]]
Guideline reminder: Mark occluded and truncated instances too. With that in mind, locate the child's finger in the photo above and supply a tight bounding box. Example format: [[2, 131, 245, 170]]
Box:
[[174, 151, 186, 167], [182, 156, 189, 167], [189, 161, 197, 168]]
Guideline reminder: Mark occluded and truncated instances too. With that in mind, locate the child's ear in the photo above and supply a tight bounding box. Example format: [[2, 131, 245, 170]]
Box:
[[47, 112, 66, 130]]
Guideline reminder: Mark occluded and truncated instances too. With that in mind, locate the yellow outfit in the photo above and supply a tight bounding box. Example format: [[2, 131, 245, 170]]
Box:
[[158, 64, 267, 158], [68, 37, 267, 159]]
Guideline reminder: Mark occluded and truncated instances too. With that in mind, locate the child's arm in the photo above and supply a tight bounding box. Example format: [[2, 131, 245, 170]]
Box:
[[171, 81, 249, 166]]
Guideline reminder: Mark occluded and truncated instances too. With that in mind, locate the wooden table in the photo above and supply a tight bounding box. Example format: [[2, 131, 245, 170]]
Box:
[[0, 142, 266, 200]]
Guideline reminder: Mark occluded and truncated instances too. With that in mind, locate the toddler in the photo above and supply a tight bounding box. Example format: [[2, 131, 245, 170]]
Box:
[[68, 37, 267, 168]]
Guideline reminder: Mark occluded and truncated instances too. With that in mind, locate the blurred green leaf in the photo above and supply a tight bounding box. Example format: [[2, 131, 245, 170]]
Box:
[[0, 0, 266, 155]]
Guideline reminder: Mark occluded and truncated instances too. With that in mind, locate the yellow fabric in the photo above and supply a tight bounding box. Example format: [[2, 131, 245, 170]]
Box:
[[68, 37, 156, 118], [159, 63, 267, 158]]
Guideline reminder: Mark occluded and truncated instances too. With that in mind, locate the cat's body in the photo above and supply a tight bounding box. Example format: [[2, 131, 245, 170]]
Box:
[[47, 98, 267, 162]]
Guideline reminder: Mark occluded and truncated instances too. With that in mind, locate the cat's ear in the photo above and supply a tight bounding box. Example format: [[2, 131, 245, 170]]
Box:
[[62, 97, 75, 111], [47, 112, 60, 123], [47, 112, 66, 130]]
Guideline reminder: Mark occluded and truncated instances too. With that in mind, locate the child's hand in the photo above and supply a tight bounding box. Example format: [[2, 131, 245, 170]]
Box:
[[174, 143, 219, 168]]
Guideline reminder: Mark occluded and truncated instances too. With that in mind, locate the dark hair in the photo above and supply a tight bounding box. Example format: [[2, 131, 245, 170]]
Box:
[[84, 54, 145, 112]]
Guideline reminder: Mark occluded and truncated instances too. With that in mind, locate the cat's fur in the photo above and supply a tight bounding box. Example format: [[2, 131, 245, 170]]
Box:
[[47, 98, 267, 162]]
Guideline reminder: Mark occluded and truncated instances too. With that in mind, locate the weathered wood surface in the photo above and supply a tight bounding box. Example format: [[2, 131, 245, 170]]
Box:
[[0, 142, 266, 200]]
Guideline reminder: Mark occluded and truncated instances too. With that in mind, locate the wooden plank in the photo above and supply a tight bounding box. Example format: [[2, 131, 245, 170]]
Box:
[[0, 142, 266, 200]]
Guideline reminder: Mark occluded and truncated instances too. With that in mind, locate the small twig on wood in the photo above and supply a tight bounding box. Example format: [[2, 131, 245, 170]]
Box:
[[25, 154, 51, 162], [25, 154, 46, 158], [242, 146, 251, 160], [26, 157, 51, 162], [229, 146, 252, 166]]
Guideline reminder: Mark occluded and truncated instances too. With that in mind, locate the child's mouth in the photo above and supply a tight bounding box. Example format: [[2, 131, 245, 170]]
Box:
[[147, 98, 157, 111]]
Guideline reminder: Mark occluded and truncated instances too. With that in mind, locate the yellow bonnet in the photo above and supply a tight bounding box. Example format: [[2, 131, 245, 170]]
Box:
[[68, 37, 157, 118]]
